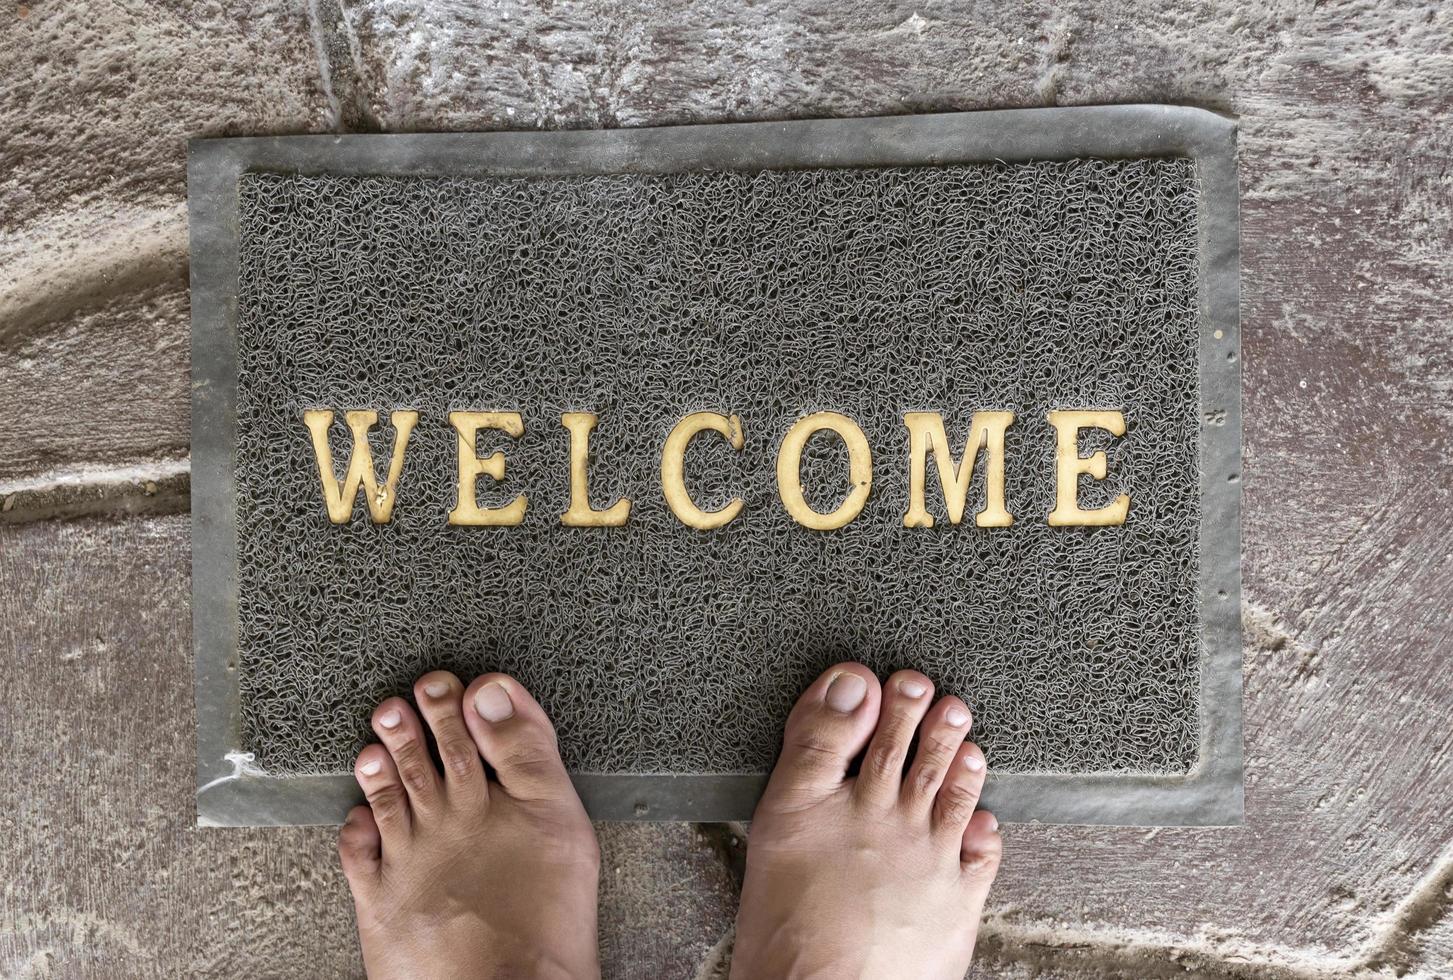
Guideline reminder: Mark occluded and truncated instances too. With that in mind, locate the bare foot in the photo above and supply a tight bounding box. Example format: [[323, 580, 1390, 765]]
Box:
[[336, 671, 601, 980], [732, 663, 1002, 979]]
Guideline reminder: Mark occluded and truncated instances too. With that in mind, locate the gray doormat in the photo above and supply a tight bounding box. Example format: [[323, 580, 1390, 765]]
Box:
[[191, 106, 1242, 826]]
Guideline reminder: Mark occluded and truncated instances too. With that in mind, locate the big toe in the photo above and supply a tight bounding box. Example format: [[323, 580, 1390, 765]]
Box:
[[462, 673, 577, 804], [760, 662, 882, 810]]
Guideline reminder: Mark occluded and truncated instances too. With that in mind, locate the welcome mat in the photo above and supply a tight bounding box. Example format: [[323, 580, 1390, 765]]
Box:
[[191, 106, 1241, 826]]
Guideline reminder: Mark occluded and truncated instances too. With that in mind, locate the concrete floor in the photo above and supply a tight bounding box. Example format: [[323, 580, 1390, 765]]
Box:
[[2, 1, 1450, 977]]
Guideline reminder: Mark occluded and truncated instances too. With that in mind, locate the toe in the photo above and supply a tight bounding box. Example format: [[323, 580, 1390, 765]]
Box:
[[354, 743, 411, 842], [414, 671, 486, 802], [932, 740, 988, 837], [337, 804, 382, 887], [462, 673, 575, 802], [761, 662, 882, 810], [960, 808, 1003, 882], [901, 696, 972, 811], [372, 697, 443, 814], [853, 669, 935, 806]]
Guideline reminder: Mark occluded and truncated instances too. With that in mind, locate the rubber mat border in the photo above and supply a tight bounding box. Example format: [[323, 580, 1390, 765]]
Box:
[[190, 105, 1242, 827]]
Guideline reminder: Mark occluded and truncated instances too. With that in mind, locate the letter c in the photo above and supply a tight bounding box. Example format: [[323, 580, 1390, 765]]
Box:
[[661, 413, 745, 530]]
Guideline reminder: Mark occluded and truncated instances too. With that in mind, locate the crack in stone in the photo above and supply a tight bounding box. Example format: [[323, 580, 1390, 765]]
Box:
[[975, 915, 1366, 980], [693, 822, 748, 891], [0, 461, 190, 524], [690, 925, 735, 980], [305, 0, 343, 131], [1363, 840, 1453, 974], [305, 0, 381, 134]]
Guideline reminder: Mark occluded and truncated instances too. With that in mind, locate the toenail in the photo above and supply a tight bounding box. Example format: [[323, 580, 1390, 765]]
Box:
[[423, 680, 450, 698], [825, 672, 868, 713], [899, 679, 927, 698], [965, 753, 984, 772], [474, 682, 514, 722], [378, 709, 401, 730], [946, 707, 970, 727], [987, 814, 1000, 832], [359, 758, 381, 776]]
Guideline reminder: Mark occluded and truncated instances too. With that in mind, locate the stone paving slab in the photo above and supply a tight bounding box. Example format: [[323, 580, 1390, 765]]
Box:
[[0, 518, 357, 979], [0, 280, 189, 484], [2, 0, 1451, 976], [0, 3, 326, 235]]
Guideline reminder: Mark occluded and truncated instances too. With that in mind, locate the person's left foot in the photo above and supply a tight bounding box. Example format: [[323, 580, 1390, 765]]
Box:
[[336, 671, 601, 980]]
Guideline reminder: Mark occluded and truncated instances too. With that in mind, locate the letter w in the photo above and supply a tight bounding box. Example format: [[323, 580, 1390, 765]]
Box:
[[303, 409, 419, 524]]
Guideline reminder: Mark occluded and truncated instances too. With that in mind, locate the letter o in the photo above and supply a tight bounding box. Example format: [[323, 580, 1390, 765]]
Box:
[[776, 412, 873, 530]]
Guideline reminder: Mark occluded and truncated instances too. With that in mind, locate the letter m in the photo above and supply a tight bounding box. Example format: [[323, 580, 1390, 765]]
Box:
[[903, 411, 1014, 528]]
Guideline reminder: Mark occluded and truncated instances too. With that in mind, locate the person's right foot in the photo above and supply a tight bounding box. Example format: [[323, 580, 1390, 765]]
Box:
[[731, 663, 1002, 979], [337, 671, 601, 980]]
